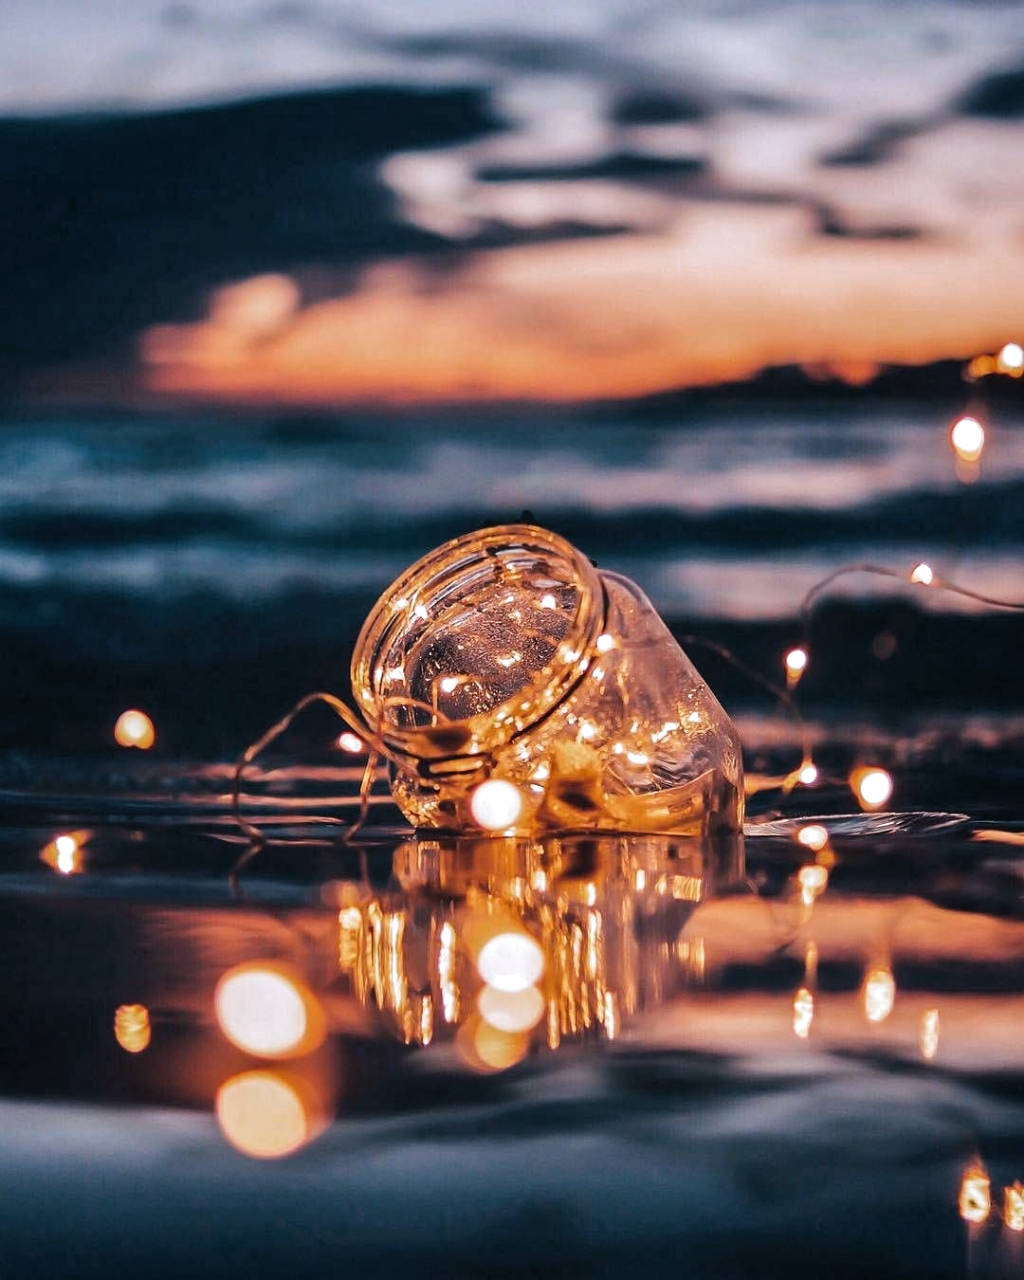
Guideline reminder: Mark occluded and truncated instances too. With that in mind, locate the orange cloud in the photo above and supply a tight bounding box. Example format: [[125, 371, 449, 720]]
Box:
[[138, 205, 1024, 406]]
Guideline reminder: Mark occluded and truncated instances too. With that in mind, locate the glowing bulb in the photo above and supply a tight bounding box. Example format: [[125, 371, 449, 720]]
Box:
[[950, 415, 985, 462], [910, 562, 933, 586], [798, 863, 828, 905], [337, 732, 364, 753], [595, 633, 615, 654], [997, 341, 1024, 374], [214, 963, 320, 1058], [785, 647, 808, 676], [476, 931, 545, 992], [798, 762, 819, 786], [216, 1071, 313, 1160], [477, 984, 545, 1033], [470, 779, 523, 831], [539, 593, 557, 609], [114, 1003, 151, 1053], [920, 1008, 940, 1061], [793, 986, 814, 1039], [1005, 1182, 1024, 1232], [54, 833, 79, 875], [861, 964, 895, 1023], [113, 709, 155, 750], [797, 824, 829, 852], [851, 766, 893, 810], [959, 1164, 991, 1225]]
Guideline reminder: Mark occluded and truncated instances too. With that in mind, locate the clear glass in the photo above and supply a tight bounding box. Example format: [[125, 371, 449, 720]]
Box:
[[352, 524, 744, 836]]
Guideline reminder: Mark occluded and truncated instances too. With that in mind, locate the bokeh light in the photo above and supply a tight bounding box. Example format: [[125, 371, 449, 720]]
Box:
[[337, 731, 364, 753], [214, 962, 323, 1058], [796, 824, 829, 852], [476, 931, 545, 993], [861, 964, 895, 1023], [996, 341, 1023, 375], [216, 1070, 315, 1160], [792, 986, 814, 1039], [114, 1003, 151, 1053], [919, 1008, 940, 1061], [851, 766, 893, 811], [114, 709, 155, 750], [1005, 1182, 1024, 1232], [959, 1163, 992, 1225], [477, 984, 545, 1033], [950, 415, 985, 463], [910, 562, 933, 585], [470, 779, 523, 831]]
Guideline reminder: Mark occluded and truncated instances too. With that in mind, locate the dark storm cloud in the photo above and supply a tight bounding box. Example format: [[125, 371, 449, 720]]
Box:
[[476, 151, 708, 185], [957, 61, 1024, 117], [0, 85, 499, 379]]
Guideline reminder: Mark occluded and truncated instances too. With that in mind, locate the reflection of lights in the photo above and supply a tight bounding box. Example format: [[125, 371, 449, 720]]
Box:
[[997, 341, 1024, 374], [793, 986, 814, 1039], [337, 732, 364, 753], [478, 984, 545, 1033], [959, 1164, 992, 1225], [215, 963, 322, 1059], [919, 1008, 940, 1061], [798, 762, 819, 786], [55, 834, 80, 875], [851, 767, 893, 811], [114, 709, 155, 750], [950, 416, 985, 463], [216, 1071, 315, 1160], [1005, 1182, 1024, 1232], [798, 863, 828, 905], [477, 931, 545, 993], [470, 779, 523, 831], [438, 920, 459, 1023], [540, 593, 557, 609], [797, 824, 829, 852], [910, 562, 934, 586], [596, 633, 615, 654], [784, 648, 808, 684], [114, 1003, 151, 1053], [861, 965, 895, 1023], [456, 1015, 529, 1073]]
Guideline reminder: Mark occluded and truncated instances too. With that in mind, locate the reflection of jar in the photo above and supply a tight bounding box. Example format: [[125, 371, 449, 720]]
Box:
[[353, 524, 743, 836]]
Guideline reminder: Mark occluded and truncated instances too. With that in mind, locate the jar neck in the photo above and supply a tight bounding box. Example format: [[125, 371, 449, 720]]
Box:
[[352, 524, 605, 761]]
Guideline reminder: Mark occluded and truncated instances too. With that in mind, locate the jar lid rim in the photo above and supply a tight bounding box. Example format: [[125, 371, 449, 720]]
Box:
[[351, 523, 604, 759]]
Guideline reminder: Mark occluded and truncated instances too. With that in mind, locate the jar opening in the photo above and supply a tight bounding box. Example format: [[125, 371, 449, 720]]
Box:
[[352, 525, 604, 758]]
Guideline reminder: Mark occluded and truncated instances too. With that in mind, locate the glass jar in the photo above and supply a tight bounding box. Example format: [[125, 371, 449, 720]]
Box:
[[352, 524, 743, 837]]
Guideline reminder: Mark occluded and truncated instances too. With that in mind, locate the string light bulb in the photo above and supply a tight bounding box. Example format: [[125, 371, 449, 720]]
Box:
[[1004, 1182, 1024, 1232], [784, 647, 808, 687], [470, 779, 523, 831], [950, 415, 985, 463], [114, 1003, 151, 1053], [114, 708, 155, 750], [861, 964, 895, 1023], [959, 1163, 992, 1225], [910, 562, 933, 586], [996, 341, 1023, 375], [337, 731, 364, 753], [851, 766, 893, 811], [797, 824, 830, 852]]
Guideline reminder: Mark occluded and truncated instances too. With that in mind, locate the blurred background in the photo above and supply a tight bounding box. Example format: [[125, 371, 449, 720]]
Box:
[[1, 0, 1022, 788]]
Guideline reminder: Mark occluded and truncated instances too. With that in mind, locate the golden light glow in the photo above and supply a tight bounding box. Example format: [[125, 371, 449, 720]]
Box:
[[477, 984, 545, 1033], [851, 766, 893, 811], [997, 341, 1024, 374], [784, 648, 808, 682], [337, 731, 364, 753], [216, 1071, 315, 1160], [113, 708, 155, 750], [214, 962, 323, 1059], [793, 986, 814, 1039], [798, 863, 828, 905], [40, 829, 91, 875], [476, 930, 545, 993], [470, 779, 523, 831], [595, 633, 616, 654], [798, 762, 819, 786], [540, 594, 557, 609], [919, 1008, 940, 1061], [456, 1014, 530, 1073], [114, 1003, 151, 1053], [797, 824, 830, 852], [1005, 1182, 1024, 1232], [910, 562, 934, 586], [950, 415, 985, 463], [861, 964, 895, 1023], [959, 1164, 992, 1225]]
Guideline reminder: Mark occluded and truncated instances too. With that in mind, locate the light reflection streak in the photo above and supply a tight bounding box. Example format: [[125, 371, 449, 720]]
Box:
[[959, 1163, 992, 1225], [792, 986, 814, 1039], [861, 965, 896, 1024], [919, 1008, 940, 1061], [1005, 1183, 1024, 1232]]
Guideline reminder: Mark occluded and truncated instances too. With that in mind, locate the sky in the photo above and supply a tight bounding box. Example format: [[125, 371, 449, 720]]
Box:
[[4, 0, 1024, 405]]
